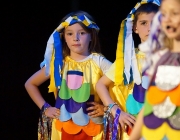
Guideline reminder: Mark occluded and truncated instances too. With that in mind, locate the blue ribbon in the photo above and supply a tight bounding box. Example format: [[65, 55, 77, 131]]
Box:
[[112, 108, 121, 140], [53, 31, 63, 87]]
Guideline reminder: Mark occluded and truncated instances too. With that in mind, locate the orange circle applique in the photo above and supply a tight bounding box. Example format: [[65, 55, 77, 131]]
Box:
[[55, 119, 102, 136], [147, 86, 167, 105], [147, 85, 180, 106]]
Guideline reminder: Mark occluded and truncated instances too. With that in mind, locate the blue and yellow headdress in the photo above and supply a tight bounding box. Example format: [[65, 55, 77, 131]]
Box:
[[115, 0, 161, 86], [40, 14, 99, 93]]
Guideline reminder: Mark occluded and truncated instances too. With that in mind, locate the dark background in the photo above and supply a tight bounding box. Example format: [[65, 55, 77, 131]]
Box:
[[1, 0, 140, 139]]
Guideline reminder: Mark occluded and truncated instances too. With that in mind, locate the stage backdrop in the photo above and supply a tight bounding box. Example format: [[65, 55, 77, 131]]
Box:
[[1, 0, 140, 139]]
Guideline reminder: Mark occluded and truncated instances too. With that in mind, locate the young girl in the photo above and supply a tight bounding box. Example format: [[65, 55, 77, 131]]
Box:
[[25, 10, 112, 140], [130, 0, 180, 139], [96, 0, 160, 139]]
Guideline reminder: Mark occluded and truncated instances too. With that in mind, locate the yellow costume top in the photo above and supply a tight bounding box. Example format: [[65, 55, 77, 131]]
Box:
[[106, 49, 146, 140], [51, 53, 112, 140]]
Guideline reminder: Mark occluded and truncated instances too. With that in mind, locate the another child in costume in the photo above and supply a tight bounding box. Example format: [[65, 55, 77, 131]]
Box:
[[96, 0, 160, 139], [25, 10, 112, 140], [129, 0, 180, 139]]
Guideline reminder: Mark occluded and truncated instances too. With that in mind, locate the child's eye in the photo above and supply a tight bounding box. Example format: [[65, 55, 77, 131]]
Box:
[[79, 31, 86, 35], [173, 12, 180, 16], [161, 13, 165, 17], [161, 13, 167, 20], [67, 33, 72, 36], [141, 22, 147, 25]]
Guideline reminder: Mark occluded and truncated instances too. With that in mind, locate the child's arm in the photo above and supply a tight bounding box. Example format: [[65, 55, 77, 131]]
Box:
[[129, 107, 144, 140], [96, 75, 136, 131], [25, 67, 49, 108], [25, 66, 60, 119], [96, 75, 115, 106]]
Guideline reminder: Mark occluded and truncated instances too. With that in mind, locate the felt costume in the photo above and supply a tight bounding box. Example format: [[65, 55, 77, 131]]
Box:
[[40, 15, 112, 140], [139, 11, 180, 140], [104, 0, 160, 139]]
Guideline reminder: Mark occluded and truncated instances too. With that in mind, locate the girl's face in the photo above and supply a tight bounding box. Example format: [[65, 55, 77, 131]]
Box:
[[161, 0, 180, 40], [134, 12, 156, 43], [64, 23, 91, 56]]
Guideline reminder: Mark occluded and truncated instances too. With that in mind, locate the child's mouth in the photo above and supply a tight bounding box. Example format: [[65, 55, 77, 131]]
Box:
[[166, 25, 176, 32]]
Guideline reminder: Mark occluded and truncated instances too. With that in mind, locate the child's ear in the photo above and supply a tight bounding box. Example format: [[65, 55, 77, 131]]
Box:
[[133, 26, 139, 34]]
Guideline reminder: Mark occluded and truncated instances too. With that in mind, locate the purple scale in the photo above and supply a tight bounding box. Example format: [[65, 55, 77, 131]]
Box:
[[55, 95, 94, 114], [144, 113, 164, 129], [144, 113, 180, 130], [133, 83, 146, 103]]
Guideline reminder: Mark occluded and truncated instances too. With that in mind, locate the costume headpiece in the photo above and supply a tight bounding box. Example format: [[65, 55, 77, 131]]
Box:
[[40, 14, 99, 89], [115, 0, 161, 86]]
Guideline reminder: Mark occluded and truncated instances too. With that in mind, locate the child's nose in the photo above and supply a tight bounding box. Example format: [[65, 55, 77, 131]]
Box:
[[148, 23, 151, 32], [73, 33, 79, 41]]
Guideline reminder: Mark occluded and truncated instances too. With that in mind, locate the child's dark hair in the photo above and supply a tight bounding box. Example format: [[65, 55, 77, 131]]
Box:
[[60, 10, 101, 58], [133, 3, 159, 27]]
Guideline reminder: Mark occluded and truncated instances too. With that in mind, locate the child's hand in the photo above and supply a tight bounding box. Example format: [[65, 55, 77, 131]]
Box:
[[86, 102, 105, 117], [45, 107, 60, 119], [118, 111, 136, 132]]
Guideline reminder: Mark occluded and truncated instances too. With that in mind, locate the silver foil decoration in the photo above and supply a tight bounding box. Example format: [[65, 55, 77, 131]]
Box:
[[155, 66, 180, 91], [153, 97, 176, 118], [169, 111, 180, 129]]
